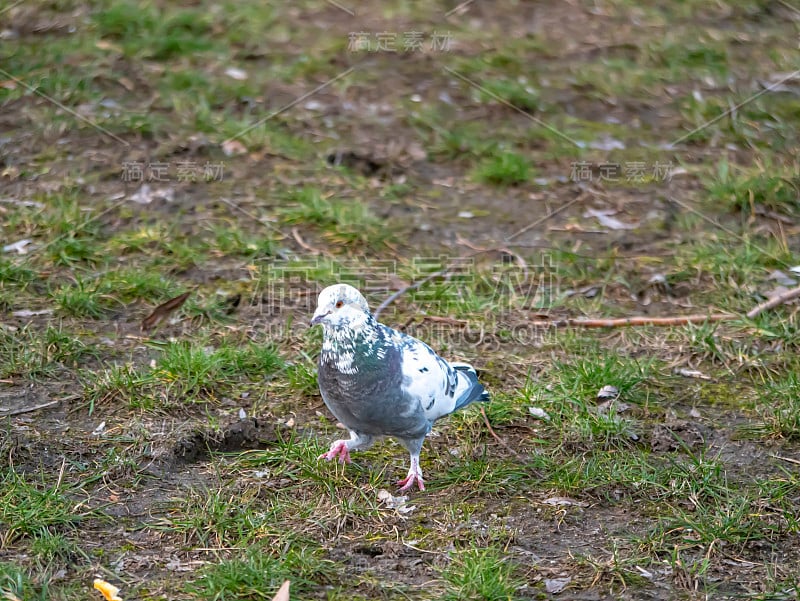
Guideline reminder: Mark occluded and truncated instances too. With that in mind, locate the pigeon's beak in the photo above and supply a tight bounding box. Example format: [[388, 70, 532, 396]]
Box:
[[310, 308, 330, 326]]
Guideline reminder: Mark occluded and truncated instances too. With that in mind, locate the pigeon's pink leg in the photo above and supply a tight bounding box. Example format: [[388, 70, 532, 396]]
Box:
[[318, 439, 352, 464], [397, 454, 425, 492]]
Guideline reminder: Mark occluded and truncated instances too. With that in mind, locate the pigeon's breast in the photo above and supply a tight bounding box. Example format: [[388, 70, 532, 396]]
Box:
[[318, 335, 427, 439]]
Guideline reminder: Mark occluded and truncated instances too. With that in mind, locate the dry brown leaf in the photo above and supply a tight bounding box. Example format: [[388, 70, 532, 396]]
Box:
[[141, 291, 192, 332], [272, 580, 291, 601]]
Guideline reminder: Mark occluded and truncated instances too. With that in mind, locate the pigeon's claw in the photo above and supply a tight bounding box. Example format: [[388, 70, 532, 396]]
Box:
[[397, 456, 425, 492], [319, 439, 352, 464], [397, 472, 425, 492]]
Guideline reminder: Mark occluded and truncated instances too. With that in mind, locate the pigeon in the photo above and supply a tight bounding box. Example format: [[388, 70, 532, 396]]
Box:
[[310, 283, 490, 492]]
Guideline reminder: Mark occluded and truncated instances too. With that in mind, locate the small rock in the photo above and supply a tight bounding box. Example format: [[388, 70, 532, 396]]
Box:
[[545, 576, 572, 594], [597, 385, 619, 400], [529, 407, 550, 421]]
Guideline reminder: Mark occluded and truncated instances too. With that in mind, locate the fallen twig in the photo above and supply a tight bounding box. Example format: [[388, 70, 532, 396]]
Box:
[[291, 227, 327, 256], [373, 269, 447, 320], [746, 284, 800, 319], [0, 398, 60, 417], [420, 315, 468, 326], [481, 406, 522, 459], [506, 189, 591, 241], [536, 313, 735, 328], [770, 454, 800, 467], [455, 234, 529, 280]]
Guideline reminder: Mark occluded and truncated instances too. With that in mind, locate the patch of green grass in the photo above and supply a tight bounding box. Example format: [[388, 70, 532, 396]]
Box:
[[82, 362, 156, 409], [554, 353, 651, 400], [152, 341, 284, 400], [187, 542, 338, 600], [156, 486, 283, 548], [677, 234, 795, 307], [0, 259, 36, 286], [477, 78, 541, 112], [84, 340, 283, 410], [526, 353, 654, 450], [280, 186, 389, 247], [51, 276, 119, 318], [218, 120, 315, 159], [153, 341, 227, 400], [29, 530, 80, 563], [472, 151, 531, 186], [0, 325, 97, 379], [97, 267, 181, 303], [535, 446, 729, 503], [573, 543, 651, 589], [0, 470, 87, 547], [679, 93, 799, 149], [108, 226, 207, 269], [285, 361, 319, 397], [644, 483, 800, 556], [0, 563, 50, 601], [746, 373, 800, 440], [706, 159, 799, 218], [93, 2, 216, 60], [647, 39, 729, 77], [439, 456, 529, 494], [208, 224, 279, 259], [440, 547, 524, 601]]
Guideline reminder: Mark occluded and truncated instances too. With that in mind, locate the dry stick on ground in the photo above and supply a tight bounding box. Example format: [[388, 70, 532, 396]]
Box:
[[291, 227, 330, 257], [535, 284, 800, 328], [373, 269, 448, 320], [374, 244, 531, 320], [480, 406, 522, 459], [456, 234, 529, 280], [746, 284, 800, 319], [0, 399, 61, 417], [540, 313, 736, 328]]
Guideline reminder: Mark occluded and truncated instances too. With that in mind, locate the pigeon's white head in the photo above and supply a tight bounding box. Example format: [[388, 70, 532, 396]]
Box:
[[311, 284, 371, 328]]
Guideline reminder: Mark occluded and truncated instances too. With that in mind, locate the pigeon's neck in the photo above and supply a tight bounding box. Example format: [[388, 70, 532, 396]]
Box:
[[320, 313, 381, 374]]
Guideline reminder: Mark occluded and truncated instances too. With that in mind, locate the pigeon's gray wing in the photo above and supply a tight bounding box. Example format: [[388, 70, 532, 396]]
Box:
[[318, 340, 430, 441]]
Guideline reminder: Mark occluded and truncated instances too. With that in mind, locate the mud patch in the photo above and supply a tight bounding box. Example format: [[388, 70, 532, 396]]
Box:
[[170, 418, 278, 464], [650, 420, 709, 453]]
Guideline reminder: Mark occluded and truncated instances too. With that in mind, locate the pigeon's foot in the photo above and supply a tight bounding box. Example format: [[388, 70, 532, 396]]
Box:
[[397, 462, 425, 492], [318, 440, 352, 464]]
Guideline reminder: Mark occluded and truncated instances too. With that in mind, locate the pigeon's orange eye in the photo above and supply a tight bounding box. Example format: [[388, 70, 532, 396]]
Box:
[[335, 300, 344, 308]]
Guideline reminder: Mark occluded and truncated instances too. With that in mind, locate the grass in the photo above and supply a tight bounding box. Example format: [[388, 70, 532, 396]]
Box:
[[706, 159, 800, 218], [2, 0, 800, 599], [746, 373, 800, 440], [84, 340, 284, 410], [0, 325, 98, 379], [472, 151, 532, 186], [280, 186, 391, 247], [441, 548, 523, 601], [188, 542, 338, 600], [0, 470, 88, 547]]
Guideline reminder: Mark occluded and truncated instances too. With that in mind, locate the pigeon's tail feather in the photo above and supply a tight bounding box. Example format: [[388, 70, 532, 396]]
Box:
[[452, 363, 490, 411]]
